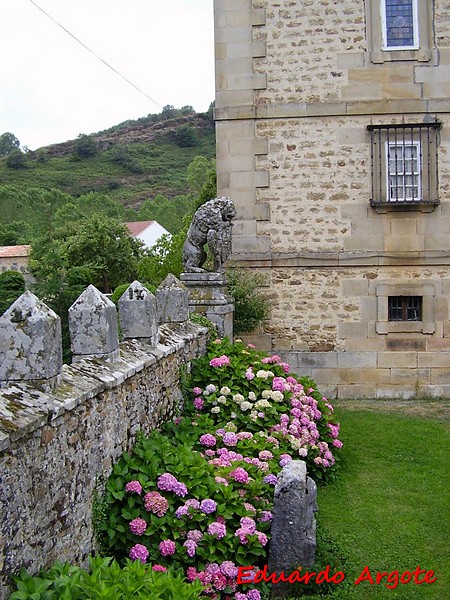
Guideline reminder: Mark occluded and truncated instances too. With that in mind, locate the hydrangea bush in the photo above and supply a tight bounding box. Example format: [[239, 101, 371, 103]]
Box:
[[98, 338, 342, 600]]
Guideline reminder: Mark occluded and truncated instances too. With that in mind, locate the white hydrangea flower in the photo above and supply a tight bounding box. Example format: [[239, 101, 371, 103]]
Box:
[[248, 391, 257, 401], [271, 391, 284, 402], [240, 401, 253, 412], [255, 399, 271, 409], [220, 386, 231, 395], [256, 370, 269, 379], [204, 384, 217, 396], [211, 406, 220, 413], [233, 393, 245, 403], [217, 396, 227, 404], [261, 390, 272, 399], [225, 421, 237, 431]]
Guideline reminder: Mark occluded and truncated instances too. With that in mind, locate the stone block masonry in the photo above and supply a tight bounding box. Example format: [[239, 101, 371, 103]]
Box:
[[0, 282, 208, 598]]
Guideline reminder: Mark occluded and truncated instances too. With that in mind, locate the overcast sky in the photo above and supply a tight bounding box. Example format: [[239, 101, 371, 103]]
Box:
[[0, 0, 215, 150]]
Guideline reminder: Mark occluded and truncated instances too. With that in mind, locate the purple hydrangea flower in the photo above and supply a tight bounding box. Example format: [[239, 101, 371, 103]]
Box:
[[200, 498, 217, 514], [183, 539, 198, 557], [208, 521, 227, 539], [129, 543, 149, 563], [263, 474, 278, 485]]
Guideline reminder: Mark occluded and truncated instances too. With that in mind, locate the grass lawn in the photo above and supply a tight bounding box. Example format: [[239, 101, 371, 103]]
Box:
[[289, 400, 449, 599]]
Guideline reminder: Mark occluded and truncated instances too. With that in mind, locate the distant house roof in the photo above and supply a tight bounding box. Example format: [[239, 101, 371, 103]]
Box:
[[0, 245, 31, 258], [124, 221, 171, 250], [125, 221, 155, 237]]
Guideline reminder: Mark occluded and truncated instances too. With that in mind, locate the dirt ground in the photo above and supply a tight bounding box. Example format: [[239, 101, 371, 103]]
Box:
[[333, 397, 450, 425]]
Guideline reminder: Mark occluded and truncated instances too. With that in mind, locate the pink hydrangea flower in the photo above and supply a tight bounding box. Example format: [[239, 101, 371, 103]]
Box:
[[258, 450, 273, 461], [125, 480, 142, 494], [193, 397, 204, 410], [199, 433, 217, 447], [332, 439, 343, 448], [159, 539, 176, 556], [248, 589, 262, 600], [129, 517, 147, 536], [152, 564, 167, 572], [229, 467, 250, 484], [245, 367, 255, 380], [192, 386, 202, 395], [209, 355, 231, 367], [129, 543, 149, 563], [144, 491, 169, 517]]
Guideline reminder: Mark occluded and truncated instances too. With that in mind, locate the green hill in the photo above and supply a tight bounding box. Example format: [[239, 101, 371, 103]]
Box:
[[0, 111, 216, 212]]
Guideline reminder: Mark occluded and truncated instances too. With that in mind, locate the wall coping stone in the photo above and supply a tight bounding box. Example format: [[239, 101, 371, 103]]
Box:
[[0, 322, 206, 452]]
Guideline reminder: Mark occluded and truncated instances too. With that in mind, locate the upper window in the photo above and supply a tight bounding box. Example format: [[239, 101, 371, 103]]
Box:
[[368, 122, 441, 211], [366, 0, 435, 63], [381, 0, 418, 50]]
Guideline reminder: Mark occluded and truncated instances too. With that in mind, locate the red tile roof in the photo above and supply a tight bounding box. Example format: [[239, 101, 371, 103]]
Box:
[[0, 245, 31, 258], [125, 221, 155, 236]]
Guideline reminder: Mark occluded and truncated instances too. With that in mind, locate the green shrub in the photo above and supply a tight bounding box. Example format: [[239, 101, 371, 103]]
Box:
[[9, 555, 203, 599], [96, 339, 341, 598], [226, 268, 270, 334], [6, 149, 27, 169], [110, 281, 156, 305], [0, 271, 25, 315], [175, 125, 198, 148]]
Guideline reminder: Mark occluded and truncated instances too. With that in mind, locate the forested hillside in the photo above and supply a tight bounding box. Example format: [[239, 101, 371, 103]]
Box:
[[0, 108, 215, 215]]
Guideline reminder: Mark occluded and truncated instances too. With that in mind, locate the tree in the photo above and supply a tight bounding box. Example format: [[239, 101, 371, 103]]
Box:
[[0, 271, 25, 315], [0, 132, 20, 156], [72, 134, 98, 159], [175, 125, 198, 148], [5, 148, 27, 169], [186, 156, 217, 206]]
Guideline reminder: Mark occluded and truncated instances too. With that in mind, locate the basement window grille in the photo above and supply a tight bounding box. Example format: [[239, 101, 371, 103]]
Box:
[[368, 122, 441, 210], [388, 296, 422, 321]]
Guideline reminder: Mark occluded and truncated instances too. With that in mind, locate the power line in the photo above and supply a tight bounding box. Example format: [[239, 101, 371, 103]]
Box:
[[28, 0, 162, 109]]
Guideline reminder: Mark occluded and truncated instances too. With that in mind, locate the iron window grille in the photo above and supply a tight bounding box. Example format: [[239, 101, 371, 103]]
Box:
[[388, 296, 422, 321], [368, 122, 441, 210]]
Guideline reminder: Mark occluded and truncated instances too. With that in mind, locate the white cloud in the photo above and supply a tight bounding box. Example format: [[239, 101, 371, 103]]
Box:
[[0, 0, 214, 150]]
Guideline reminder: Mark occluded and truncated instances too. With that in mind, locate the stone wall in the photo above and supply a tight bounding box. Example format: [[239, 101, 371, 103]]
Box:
[[0, 282, 208, 598], [214, 0, 450, 398]]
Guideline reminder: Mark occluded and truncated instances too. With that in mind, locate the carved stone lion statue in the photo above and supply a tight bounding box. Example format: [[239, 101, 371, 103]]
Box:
[[182, 197, 236, 273]]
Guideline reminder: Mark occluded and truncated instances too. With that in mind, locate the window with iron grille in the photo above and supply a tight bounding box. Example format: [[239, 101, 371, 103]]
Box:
[[368, 122, 441, 211], [388, 296, 422, 321], [381, 0, 418, 50]]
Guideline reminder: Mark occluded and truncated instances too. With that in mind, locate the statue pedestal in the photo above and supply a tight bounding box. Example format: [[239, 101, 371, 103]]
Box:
[[180, 272, 234, 339]]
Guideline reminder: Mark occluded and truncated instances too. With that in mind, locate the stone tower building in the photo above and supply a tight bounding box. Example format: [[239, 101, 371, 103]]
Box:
[[214, 0, 450, 398]]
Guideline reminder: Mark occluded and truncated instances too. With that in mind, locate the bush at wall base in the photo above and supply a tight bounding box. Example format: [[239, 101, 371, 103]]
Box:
[[9, 556, 203, 600]]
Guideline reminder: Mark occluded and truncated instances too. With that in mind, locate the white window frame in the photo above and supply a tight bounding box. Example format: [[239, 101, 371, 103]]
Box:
[[381, 0, 419, 51], [386, 140, 421, 203]]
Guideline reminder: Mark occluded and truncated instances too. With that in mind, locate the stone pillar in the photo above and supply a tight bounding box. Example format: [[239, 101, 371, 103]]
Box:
[[0, 291, 62, 389], [268, 460, 317, 597], [180, 272, 234, 339], [118, 281, 158, 346], [68, 285, 119, 363], [156, 274, 189, 324]]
